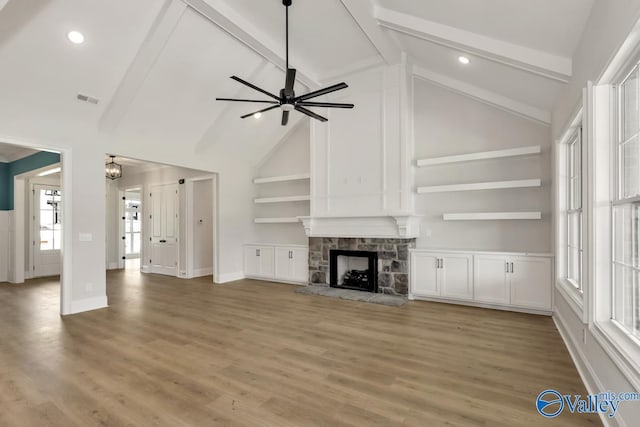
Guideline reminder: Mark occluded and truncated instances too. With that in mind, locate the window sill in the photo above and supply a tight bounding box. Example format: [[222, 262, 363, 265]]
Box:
[[591, 321, 640, 392], [556, 278, 586, 323]]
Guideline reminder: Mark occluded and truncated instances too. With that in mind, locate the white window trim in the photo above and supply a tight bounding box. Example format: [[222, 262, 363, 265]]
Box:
[[555, 106, 586, 322], [589, 82, 640, 386]]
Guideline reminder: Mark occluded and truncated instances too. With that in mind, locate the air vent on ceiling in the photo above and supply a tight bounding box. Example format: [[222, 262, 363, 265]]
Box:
[[76, 93, 99, 104]]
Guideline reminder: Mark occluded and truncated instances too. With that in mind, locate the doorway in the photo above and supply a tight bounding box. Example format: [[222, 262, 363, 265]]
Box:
[[123, 189, 142, 270], [32, 184, 62, 278]]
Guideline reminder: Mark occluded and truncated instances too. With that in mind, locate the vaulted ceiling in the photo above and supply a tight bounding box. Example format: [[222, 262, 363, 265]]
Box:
[[0, 0, 595, 165]]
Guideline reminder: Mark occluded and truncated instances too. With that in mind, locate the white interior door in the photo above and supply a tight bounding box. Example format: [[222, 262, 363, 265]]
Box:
[[150, 183, 178, 276], [33, 185, 62, 278]]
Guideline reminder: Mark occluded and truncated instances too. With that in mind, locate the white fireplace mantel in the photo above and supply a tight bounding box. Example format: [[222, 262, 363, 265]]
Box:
[[298, 214, 422, 239]]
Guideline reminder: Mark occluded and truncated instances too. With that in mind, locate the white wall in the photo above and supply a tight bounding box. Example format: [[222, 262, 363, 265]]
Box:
[[414, 79, 552, 253], [253, 121, 310, 245], [311, 64, 413, 217], [553, 0, 640, 137], [551, 4, 640, 427], [192, 179, 213, 272], [0, 211, 8, 282]]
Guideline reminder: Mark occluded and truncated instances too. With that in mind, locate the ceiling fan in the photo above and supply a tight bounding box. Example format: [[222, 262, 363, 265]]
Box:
[[215, 0, 354, 126]]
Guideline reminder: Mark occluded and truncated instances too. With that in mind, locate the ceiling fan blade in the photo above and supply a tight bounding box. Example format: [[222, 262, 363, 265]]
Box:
[[295, 82, 348, 102], [240, 105, 280, 119], [295, 106, 328, 122], [282, 110, 290, 126], [230, 76, 280, 101], [216, 98, 279, 104], [297, 101, 354, 109], [285, 68, 296, 94]]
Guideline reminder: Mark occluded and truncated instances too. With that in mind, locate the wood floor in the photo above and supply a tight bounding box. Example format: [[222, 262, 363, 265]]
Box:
[[0, 270, 601, 426]]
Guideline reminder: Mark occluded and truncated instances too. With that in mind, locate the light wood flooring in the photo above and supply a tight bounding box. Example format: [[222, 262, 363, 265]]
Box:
[[0, 270, 601, 426]]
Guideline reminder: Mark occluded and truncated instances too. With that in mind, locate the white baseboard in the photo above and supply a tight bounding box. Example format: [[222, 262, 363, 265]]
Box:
[[553, 312, 622, 427], [244, 276, 307, 286], [107, 262, 119, 270], [410, 294, 552, 316], [141, 265, 151, 273], [216, 271, 245, 283], [68, 296, 108, 315], [191, 267, 213, 278]]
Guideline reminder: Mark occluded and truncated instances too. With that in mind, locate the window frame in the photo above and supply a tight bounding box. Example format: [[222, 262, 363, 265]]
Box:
[[555, 108, 586, 321], [612, 65, 640, 341], [567, 127, 584, 291]]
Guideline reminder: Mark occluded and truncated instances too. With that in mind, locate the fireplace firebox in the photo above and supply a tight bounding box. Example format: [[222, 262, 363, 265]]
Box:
[[330, 250, 378, 293]]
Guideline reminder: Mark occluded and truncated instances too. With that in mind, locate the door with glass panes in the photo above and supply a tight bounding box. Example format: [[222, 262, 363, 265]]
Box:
[[33, 185, 62, 277], [123, 192, 142, 260]]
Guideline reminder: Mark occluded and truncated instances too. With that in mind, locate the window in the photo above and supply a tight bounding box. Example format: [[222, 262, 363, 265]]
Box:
[[567, 128, 583, 291], [614, 65, 640, 339]]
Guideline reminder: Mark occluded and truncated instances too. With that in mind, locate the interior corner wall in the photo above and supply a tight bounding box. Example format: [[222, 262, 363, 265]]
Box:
[[413, 79, 552, 253], [0, 162, 9, 210], [192, 179, 213, 272], [252, 121, 310, 245], [550, 2, 640, 426], [0, 210, 9, 281], [553, 0, 640, 137], [105, 180, 120, 269], [1, 151, 60, 210]]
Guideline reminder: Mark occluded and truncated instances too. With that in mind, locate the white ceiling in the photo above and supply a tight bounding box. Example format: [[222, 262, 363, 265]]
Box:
[[0, 0, 598, 165], [376, 0, 594, 57], [0, 142, 38, 163], [223, 0, 382, 80]]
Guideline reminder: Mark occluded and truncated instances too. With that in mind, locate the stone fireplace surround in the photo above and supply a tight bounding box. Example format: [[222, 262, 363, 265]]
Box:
[[309, 237, 416, 295]]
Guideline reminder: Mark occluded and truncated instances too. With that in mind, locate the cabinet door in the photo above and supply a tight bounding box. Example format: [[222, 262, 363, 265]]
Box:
[[290, 248, 309, 283], [440, 254, 473, 300], [259, 247, 275, 278], [510, 257, 552, 309], [474, 256, 509, 304], [274, 247, 292, 280], [410, 253, 440, 297], [244, 246, 261, 277]]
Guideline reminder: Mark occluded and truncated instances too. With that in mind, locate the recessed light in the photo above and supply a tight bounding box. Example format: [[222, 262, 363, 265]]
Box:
[[67, 31, 85, 44], [254, 112, 262, 119], [458, 56, 470, 65]]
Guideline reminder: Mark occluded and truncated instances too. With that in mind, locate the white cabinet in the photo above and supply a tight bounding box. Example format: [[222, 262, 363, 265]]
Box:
[[411, 253, 439, 296], [275, 247, 309, 283], [410, 249, 553, 314], [473, 255, 552, 310], [474, 255, 510, 304], [510, 257, 552, 309], [244, 245, 274, 279], [410, 252, 473, 300], [245, 244, 308, 284]]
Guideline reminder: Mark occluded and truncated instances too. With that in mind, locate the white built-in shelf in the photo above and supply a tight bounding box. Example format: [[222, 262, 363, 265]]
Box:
[[253, 173, 310, 184], [254, 195, 311, 204], [443, 212, 542, 221], [417, 179, 541, 194], [417, 145, 541, 167], [254, 217, 300, 224]]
